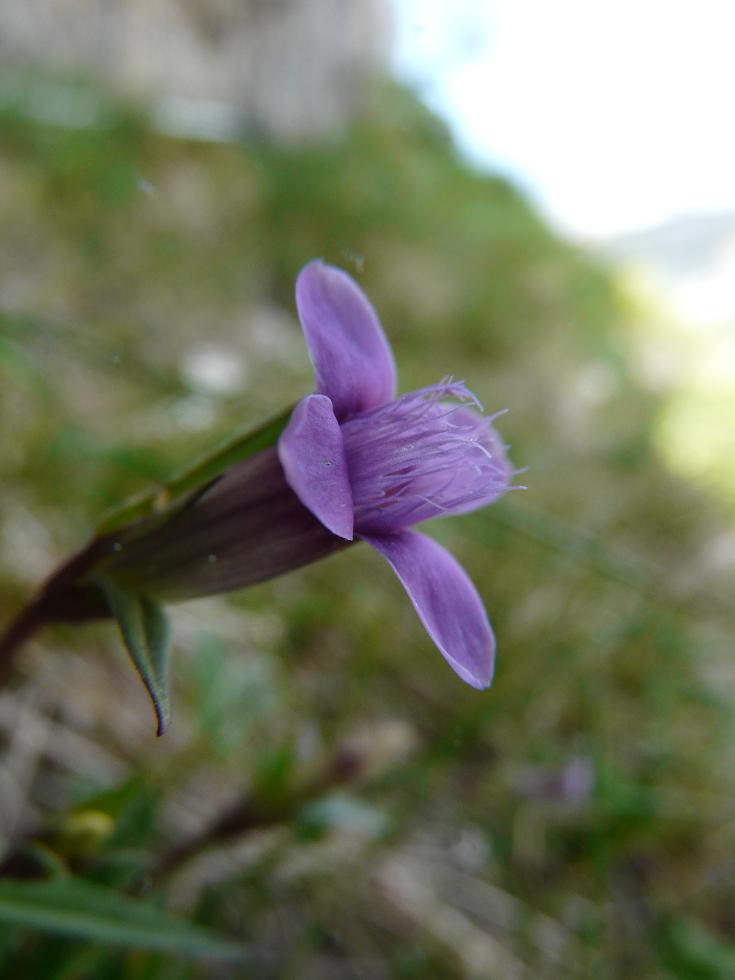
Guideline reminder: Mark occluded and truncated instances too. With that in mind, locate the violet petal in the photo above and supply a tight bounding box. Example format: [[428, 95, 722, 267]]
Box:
[[295, 260, 397, 420], [342, 383, 512, 535], [433, 406, 513, 517], [362, 530, 495, 689], [278, 394, 354, 540]]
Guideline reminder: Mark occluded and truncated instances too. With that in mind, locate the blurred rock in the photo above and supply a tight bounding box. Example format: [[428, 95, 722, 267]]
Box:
[[0, 0, 392, 141]]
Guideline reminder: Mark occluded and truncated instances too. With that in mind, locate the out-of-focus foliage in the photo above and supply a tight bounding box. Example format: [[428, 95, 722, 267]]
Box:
[[1, 78, 734, 979]]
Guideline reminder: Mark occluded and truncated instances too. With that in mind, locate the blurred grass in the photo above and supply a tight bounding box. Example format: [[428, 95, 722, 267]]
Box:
[[1, 76, 734, 978]]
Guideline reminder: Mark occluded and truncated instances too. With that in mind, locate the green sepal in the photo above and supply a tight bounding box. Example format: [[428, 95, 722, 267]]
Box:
[[96, 404, 294, 535], [96, 577, 172, 736]]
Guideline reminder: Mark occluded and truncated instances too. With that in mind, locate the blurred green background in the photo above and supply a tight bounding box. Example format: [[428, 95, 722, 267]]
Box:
[[1, 14, 735, 978]]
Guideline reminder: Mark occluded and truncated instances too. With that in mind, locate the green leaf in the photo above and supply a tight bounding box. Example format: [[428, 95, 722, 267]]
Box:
[[96, 404, 294, 534], [98, 578, 171, 736], [657, 916, 735, 979], [0, 877, 242, 960]]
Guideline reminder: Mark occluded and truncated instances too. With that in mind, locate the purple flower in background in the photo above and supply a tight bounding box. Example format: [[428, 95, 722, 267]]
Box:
[[277, 261, 514, 689]]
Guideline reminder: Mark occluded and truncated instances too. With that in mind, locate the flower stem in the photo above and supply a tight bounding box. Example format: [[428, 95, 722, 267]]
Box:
[[0, 596, 47, 684], [0, 538, 112, 683]]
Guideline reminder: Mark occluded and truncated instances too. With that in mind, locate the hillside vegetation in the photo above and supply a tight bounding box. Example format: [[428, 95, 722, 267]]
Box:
[[1, 81, 733, 978]]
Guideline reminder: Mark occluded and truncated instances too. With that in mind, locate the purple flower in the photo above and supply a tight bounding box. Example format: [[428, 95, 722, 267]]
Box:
[[98, 261, 515, 692], [0, 262, 515, 732], [277, 261, 513, 689]]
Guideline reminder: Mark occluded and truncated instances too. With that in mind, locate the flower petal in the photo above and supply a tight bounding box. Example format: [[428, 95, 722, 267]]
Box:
[[295, 260, 397, 419], [278, 394, 354, 540], [436, 406, 513, 516], [362, 530, 495, 689]]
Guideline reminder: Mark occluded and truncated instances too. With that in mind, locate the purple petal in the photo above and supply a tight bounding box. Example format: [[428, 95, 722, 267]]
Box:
[[342, 383, 513, 535], [363, 530, 495, 688], [295, 260, 397, 420], [435, 406, 513, 516], [278, 395, 354, 540]]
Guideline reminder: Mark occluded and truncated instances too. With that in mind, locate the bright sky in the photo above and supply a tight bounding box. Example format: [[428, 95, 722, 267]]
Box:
[[392, 0, 735, 239]]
